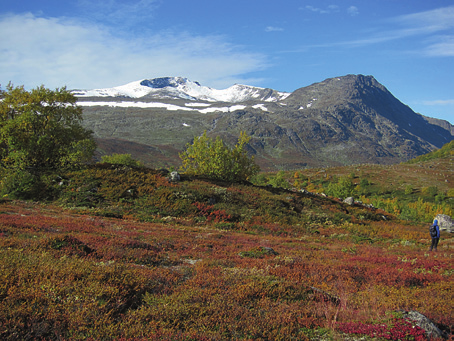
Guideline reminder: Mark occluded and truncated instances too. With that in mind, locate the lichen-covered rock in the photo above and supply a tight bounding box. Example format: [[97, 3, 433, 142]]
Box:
[[168, 171, 180, 182], [399, 310, 448, 339], [343, 197, 355, 205], [435, 214, 453, 233]]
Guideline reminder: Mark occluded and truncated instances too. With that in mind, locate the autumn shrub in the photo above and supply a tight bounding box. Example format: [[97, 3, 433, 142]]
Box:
[[337, 317, 427, 340]]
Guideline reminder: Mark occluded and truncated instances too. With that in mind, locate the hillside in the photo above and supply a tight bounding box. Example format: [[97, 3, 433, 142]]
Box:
[[1, 146, 453, 339], [255, 140, 453, 225], [77, 74, 453, 170], [1, 140, 453, 339]]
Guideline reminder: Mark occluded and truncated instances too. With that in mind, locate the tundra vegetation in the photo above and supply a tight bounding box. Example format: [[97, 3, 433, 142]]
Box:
[[0, 85, 453, 340]]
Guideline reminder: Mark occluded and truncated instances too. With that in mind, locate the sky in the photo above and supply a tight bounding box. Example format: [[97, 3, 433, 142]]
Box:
[[1, 0, 453, 123]]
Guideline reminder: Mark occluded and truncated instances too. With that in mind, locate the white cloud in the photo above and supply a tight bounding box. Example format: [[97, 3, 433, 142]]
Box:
[[265, 26, 284, 32], [303, 6, 329, 14], [347, 6, 359, 17], [393, 6, 454, 33], [301, 5, 341, 15], [304, 6, 454, 57], [424, 35, 454, 57], [0, 13, 268, 90], [390, 6, 454, 57]]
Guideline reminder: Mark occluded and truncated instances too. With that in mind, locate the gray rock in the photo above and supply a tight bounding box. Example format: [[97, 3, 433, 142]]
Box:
[[435, 214, 453, 233], [343, 197, 355, 205], [168, 171, 180, 182], [261, 246, 278, 255], [399, 310, 448, 339]]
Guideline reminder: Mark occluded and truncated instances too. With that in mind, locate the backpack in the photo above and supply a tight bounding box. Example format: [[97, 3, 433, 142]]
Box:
[[429, 224, 438, 238]]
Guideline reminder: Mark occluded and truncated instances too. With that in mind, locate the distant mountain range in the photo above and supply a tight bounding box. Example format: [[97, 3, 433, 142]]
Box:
[[74, 75, 454, 170], [73, 77, 290, 102]]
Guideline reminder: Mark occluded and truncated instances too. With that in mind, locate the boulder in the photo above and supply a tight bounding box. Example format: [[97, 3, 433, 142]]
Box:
[[168, 171, 181, 182], [343, 197, 355, 205], [399, 310, 448, 339], [261, 246, 279, 255], [435, 214, 453, 233]]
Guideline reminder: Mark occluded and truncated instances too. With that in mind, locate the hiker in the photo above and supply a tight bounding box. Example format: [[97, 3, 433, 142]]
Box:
[[429, 218, 440, 251]]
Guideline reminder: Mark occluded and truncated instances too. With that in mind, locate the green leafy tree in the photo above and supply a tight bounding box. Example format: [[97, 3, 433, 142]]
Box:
[[0, 83, 95, 172], [179, 131, 260, 182]]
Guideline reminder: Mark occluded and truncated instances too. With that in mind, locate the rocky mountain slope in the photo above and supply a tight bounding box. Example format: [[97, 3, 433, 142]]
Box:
[[75, 75, 453, 170]]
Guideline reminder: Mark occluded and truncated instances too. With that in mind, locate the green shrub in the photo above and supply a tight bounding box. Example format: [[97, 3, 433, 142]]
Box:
[[100, 153, 143, 167], [404, 185, 413, 195], [0, 170, 43, 199], [250, 173, 268, 186], [268, 171, 290, 189], [325, 176, 354, 198]]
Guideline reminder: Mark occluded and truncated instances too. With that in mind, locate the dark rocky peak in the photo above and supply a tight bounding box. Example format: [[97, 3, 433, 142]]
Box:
[[283, 74, 388, 106], [283, 74, 451, 149]]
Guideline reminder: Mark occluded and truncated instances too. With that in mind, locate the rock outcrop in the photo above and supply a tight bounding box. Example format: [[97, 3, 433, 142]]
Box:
[[435, 214, 453, 233], [399, 310, 448, 339]]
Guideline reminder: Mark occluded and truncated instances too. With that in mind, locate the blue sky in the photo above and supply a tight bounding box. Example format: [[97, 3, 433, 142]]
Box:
[[1, 0, 453, 123]]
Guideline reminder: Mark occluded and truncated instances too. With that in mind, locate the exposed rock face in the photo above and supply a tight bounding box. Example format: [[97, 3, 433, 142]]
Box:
[[435, 214, 454, 233]]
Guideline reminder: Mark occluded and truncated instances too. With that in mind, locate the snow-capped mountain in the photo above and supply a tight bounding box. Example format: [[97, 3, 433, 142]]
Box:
[[76, 74, 453, 170], [73, 77, 290, 103]]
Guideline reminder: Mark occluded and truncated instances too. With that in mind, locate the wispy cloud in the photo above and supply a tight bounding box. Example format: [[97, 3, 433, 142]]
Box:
[[301, 5, 360, 16], [76, 0, 160, 28], [302, 5, 339, 14], [265, 26, 284, 32], [0, 13, 268, 90], [302, 6, 454, 57], [424, 35, 454, 57], [347, 6, 359, 17], [392, 6, 454, 34], [391, 6, 454, 57], [422, 99, 454, 105]]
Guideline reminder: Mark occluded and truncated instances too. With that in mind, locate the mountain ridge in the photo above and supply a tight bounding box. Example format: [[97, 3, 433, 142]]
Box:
[[75, 74, 453, 170], [73, 76, 290, 103]]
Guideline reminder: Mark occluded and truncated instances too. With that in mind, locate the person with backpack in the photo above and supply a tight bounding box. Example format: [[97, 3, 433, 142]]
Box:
[[429, 218, 440, 251]]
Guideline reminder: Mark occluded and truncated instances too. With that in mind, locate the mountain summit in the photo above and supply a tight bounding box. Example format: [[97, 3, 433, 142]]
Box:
[[75, 74, 453, 170], [74, 77, 289, 103]]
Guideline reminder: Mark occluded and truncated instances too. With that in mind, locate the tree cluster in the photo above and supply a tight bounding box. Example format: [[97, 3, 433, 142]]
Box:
[[0, 84, 95, 172], [179, 131, 260, 182]]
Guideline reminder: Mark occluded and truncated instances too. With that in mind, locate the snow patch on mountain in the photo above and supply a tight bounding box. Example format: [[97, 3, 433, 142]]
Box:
[[78, 101, 248, 114], [184, 103, 211, 107], [73, 80, 152, 98], [73, 77, 290, 103]]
